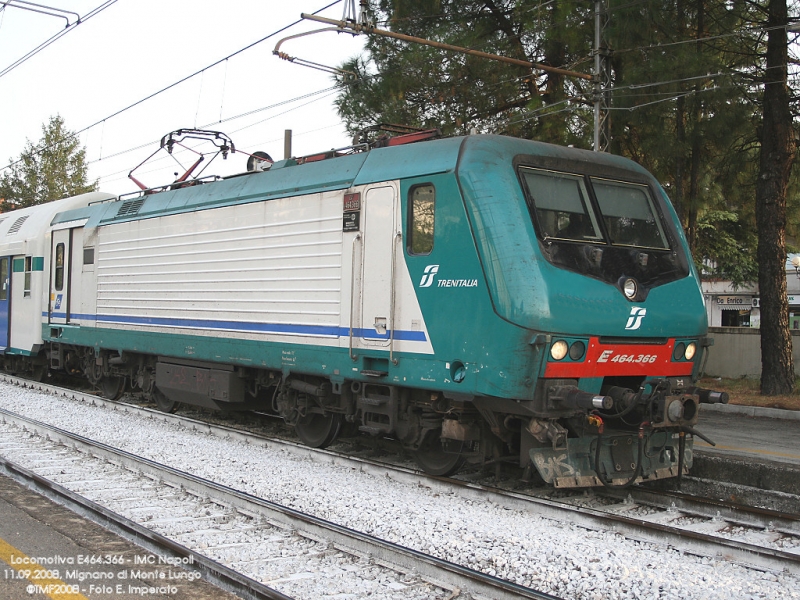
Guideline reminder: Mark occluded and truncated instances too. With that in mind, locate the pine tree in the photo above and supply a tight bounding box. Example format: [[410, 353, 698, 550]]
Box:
[[334, 0, 595, 144], [0, 115, 97, 210]]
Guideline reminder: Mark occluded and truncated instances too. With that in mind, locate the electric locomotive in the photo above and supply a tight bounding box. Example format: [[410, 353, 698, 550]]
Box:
[[0, 128, 726, 487]]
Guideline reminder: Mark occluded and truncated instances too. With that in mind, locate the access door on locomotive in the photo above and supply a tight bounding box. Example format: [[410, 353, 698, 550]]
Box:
[[358, 185, 396, 347]]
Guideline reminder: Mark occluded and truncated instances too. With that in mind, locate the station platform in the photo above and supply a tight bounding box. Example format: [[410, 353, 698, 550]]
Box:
[[685, 404, 800, 501], [695, 404, 800, 466], [0, 474, 240, 600]]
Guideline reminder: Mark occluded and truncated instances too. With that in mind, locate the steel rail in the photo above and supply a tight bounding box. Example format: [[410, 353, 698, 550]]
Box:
[[0, 457, 292, 600], [0, 404, 560, 600], [599, 486, 800, 535], [3, 374, 800, 575]]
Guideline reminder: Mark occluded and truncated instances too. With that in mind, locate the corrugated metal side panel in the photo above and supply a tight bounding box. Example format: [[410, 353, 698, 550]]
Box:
[[94, 192, 343, 338]]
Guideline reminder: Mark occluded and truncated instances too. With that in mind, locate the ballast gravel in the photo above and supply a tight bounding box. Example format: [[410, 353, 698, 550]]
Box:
[[0, 383, 797, 600]]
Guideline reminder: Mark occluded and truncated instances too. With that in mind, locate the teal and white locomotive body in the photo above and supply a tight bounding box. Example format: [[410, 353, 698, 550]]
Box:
[[1, 134, 725, 487]]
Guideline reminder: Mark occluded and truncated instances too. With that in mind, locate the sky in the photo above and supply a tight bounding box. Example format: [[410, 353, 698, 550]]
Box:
[[0, 0, 367, 195]]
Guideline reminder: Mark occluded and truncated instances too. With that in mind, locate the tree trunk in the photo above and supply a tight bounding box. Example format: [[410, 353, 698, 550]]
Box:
[[674, 0, 687, 225], [756, 0, 795, 395], [688, 111, 701, 251], [686, 0, 705, 252], [675, 95, 686, 223]]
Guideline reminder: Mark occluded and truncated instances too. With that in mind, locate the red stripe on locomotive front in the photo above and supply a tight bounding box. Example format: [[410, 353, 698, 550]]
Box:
[[544, 337, 694, 378]]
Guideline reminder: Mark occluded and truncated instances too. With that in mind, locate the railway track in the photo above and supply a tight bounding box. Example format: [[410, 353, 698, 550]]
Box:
[[0, 374, 798, 593], [595, 485, 800, 536], [0, 393, 558, 599]]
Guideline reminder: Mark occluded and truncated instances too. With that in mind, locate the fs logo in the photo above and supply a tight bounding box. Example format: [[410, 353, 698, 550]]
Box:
[[624, 307, 647, 330], [419, 264, 439, 288]]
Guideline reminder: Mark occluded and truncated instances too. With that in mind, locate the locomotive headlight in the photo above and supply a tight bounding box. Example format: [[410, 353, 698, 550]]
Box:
[[622, 278, 638, 299], [550, 340, 569, 360], [569, 340, 586, 361], [672, 342, 686, 361], [684, 342, 697, 360]]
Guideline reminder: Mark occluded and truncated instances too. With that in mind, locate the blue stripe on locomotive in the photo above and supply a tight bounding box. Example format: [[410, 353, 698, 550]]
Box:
[[44, 310, 428, 342]]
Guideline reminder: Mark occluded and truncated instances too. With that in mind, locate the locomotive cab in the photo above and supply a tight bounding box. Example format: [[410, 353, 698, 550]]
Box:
[[451, 136, 726, 487]]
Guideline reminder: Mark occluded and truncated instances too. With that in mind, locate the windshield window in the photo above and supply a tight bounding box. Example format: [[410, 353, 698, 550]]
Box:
[[591, 178, 668, 249], [521, 169, 602, 242], [520, 167, 670, 250]]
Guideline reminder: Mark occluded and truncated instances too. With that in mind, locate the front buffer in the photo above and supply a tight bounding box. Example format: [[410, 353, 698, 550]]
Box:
[[528, 336, 727, 488]]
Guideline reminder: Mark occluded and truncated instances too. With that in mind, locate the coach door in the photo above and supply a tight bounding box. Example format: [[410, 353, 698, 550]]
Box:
[[49, 228, 72, 324], [360, 185, 397, 347], [0, 257, 10, 349]]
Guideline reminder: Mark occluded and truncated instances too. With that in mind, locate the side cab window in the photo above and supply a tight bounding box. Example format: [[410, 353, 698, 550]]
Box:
[[408, 184, 435, 255]]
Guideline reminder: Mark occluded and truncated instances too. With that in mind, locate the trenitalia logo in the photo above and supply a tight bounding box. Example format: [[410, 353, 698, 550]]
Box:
[[625, 307, 647, 330], [419, 265, 439, 287]]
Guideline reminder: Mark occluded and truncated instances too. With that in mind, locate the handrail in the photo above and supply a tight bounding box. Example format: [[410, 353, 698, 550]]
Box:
[[389, 230, 401, 365], [349, 232, 362, 361]]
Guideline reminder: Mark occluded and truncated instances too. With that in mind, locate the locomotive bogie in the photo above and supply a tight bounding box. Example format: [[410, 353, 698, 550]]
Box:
[[0, 134, 723, 486]]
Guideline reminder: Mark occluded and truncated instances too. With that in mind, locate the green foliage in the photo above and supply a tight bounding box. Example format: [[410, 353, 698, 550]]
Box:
[[334, 1, 798, 282], [0, 115, 97, 210], [335, 0, 595, 144], [694, 210, 758, 287]]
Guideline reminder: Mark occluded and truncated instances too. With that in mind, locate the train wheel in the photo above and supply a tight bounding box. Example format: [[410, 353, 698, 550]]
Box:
[[99, 376, 125, 400], [153, 389, 179, 414], [414, 434, 465, 477], [295, 411, 343, 448]]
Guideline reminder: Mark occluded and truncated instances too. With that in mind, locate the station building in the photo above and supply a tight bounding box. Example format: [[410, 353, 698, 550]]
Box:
[[702, 253, 800, 330]]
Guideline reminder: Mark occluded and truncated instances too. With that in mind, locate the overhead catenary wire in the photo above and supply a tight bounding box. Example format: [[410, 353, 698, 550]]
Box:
[[168, 60, 761, 161], [94, 100, 345, 187], [496, 79, 748, 134], [73, 2, 340, 140], [361, 1, 797, 85], [0, 0, 119, 80], [0, 0, 344, 175], [88, 69, 744, 176], [91, 26, 795, 175], [90, 83, 348, 186], [88, 85, 341, 168], [0, 0, 80, 26], [5, 0, 794, 183], [365, 0, 799, 73], [93, 40, 515, 181]]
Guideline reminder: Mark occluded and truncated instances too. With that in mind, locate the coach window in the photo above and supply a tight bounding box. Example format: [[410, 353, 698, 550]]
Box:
[[55, 243, 65, 291], [24, 257, 32, 297], [408, 184, 435, 255]]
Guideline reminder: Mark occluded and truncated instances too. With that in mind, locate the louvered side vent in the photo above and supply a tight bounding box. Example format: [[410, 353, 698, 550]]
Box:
[[7, 215, 29, 234], [116, 198, 145, 218]]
